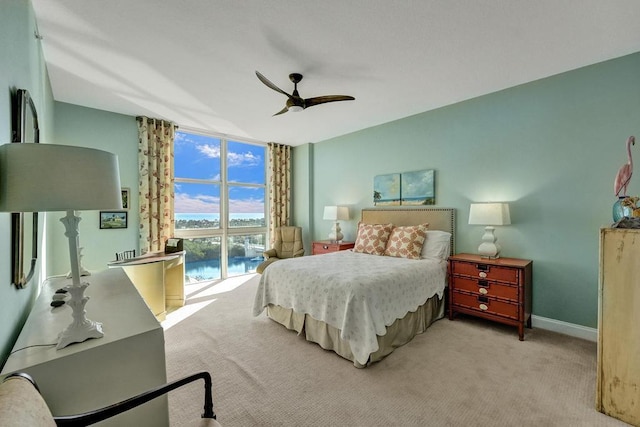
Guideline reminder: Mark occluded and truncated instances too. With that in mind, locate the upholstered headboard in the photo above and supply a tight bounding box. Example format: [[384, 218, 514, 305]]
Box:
[[361, 207, 456, 255]]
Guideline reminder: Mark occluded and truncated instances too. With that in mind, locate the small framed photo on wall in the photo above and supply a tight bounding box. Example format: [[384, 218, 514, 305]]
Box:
[[100, 211, 128, 229], [121, 188, 130, 210]]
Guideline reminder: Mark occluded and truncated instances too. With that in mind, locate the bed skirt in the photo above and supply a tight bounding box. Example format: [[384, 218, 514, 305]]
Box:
[[266, 295, 445, 368]]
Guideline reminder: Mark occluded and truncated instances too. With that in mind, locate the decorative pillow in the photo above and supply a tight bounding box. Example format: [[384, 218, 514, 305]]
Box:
[[353, 222, 394, 256], [384, 223, 429, 260], [421, 230, 452, 259]]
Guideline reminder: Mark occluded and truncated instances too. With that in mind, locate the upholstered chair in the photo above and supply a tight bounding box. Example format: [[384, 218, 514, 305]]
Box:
[[256, 226, 304, 274]]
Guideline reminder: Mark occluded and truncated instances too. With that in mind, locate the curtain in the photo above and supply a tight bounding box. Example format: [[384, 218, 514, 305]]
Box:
[[137, 117, 176, 254], [267, 142, 292, 245]]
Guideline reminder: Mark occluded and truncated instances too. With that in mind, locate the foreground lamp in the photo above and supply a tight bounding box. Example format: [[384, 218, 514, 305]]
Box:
[[323, 206, 349, 242], [0, 143, 122, 349], [468, 202, 511, 259]]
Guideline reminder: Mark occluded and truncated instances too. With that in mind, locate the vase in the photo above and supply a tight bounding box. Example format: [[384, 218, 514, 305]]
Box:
[[613, 196, 632, 222]]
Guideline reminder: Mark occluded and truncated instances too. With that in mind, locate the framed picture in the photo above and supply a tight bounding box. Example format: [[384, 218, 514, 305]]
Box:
[[401, 169, 435, 205], [100, 211, 128, 229], [121, 188, 130, 210], [373, 173, 401, 206]]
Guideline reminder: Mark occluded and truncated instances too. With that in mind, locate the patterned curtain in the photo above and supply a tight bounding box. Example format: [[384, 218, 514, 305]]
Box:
[[268, 142, 292, 245], [137, 117, 176, 254]]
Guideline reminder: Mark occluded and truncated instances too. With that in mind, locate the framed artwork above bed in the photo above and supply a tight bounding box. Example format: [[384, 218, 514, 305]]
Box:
[[373, 169, 435, 206]]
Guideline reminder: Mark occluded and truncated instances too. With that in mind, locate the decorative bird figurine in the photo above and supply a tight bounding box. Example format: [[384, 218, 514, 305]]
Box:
[[614, 136, 635, 197]]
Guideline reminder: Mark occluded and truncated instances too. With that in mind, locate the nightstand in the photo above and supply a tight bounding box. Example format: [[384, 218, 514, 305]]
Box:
[[312, 240, 355, 255], [448, 253, 532, 340]]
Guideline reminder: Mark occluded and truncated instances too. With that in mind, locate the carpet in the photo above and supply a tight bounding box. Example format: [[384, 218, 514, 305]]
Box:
[[163, 274, 625, 426]]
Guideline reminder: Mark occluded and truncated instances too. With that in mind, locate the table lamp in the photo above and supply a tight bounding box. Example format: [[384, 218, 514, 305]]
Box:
[[323, 206, 349, 242], [468, 202, 511, 259], [0, 143, 122, 349]]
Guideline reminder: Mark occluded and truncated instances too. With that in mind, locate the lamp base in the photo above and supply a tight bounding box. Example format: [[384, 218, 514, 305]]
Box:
[[477, 226, 501, 259], [57, 282, 103, 349], [328, 221, 343, 242]]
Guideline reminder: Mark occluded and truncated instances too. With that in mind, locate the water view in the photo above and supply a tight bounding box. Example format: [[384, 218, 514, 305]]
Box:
[[186, 257, 262, 282]]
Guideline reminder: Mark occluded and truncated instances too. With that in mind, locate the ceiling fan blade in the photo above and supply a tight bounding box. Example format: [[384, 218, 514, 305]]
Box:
[[273, 106, 289, 116], [305, 95, 355, 108], [256, 71, 293, 99]]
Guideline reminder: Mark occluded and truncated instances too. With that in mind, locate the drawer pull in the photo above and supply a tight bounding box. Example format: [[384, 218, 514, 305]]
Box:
[[479, 287, 488, 295], [479, 303, 488, 311], [322, 245, 329, 250], [479, 272, 487, 278]]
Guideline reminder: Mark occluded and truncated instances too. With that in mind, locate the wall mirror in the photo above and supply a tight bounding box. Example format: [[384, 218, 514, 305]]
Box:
[[10, 88, 39, 288]]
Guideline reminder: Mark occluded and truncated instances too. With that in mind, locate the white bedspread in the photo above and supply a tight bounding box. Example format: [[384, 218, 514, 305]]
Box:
[[252, 251, 446, 365]]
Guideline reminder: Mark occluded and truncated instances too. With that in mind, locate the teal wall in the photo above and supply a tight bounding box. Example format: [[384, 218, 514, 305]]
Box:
[[292, 143, 313, 254], [309, 52, 640, 328], [48, 102, 139, 276], [0, 0, 55, 364]]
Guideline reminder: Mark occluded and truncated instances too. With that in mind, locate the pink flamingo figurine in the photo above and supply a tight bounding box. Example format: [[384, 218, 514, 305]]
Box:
[[614, 136, 635, 197]]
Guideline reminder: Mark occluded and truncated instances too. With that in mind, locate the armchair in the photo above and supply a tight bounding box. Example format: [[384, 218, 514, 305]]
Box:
[[0, 371, 220, 426], [256, 226, 304, 274]]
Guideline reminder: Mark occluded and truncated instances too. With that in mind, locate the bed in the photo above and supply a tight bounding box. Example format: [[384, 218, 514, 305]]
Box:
[[252, 207, 456, 367]]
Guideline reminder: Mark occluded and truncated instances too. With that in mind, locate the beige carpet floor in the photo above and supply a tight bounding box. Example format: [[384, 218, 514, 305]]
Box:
[[163, 274, 626, 427]]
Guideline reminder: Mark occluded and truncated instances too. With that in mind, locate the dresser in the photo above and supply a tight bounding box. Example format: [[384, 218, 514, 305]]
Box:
[[1, 268, 169, 426], [597, 228, 640, 426], [448, 253, 532, 340], [312, 240, 355, 255]]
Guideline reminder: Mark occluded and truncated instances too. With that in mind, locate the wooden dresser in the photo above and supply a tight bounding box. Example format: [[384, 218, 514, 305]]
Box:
[[448, 253, 532, 340], [312, 240, 355, 255], [597, 228, 640, 426]]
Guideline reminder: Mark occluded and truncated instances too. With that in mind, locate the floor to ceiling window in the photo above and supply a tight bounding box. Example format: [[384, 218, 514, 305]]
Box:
[[173, 129, 266, 282]]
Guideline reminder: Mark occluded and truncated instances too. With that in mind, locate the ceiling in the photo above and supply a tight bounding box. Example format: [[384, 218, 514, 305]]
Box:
[[31, 1, 640, 146]]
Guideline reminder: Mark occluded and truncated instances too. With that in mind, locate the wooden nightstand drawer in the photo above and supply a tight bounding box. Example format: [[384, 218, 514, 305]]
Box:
[[452, 290, 518, 320], [451, 261, 518, 283], [451, 276, 518, 301], [312, 241, 355, 255]]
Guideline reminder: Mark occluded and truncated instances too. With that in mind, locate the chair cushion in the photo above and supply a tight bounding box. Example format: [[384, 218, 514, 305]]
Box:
[[0, 376, 55, 427]]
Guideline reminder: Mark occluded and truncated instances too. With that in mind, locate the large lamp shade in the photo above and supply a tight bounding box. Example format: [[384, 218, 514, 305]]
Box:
[[0, 143, 122, 212]]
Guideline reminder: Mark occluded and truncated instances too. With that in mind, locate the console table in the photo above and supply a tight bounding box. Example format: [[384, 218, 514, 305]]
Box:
[[0, 268, 169, 426], [108, 251, 186, 320]]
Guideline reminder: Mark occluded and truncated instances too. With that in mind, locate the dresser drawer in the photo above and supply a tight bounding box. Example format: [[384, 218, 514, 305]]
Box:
[[451, 261, 518, 283], [313, 242, 336, 255], [452, 290, 519, 320], [451, 276, 518, 301], [312, 241, 355, 255]]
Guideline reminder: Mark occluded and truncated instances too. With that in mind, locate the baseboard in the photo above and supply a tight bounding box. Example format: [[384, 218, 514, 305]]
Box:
[[531, 315, 597, 342]]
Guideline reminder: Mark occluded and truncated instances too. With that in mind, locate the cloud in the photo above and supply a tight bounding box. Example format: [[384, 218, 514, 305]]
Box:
[[196, 144, 221, 159], [228, 150, 261, 167], [175, 192, 264, 213]]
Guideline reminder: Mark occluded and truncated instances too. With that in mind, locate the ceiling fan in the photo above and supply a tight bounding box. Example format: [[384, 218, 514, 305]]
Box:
[[256, 71, 355, 116]]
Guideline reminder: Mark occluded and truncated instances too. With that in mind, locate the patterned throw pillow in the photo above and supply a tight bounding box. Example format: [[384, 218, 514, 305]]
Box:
[[353, 222, 394, 256], [384, 223, 429, 260]]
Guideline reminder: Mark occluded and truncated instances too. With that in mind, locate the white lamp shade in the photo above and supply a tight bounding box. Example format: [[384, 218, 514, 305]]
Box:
[[323, 206, 349, 221], [468, 203, 511, 226], [0, 143, 122, 212]]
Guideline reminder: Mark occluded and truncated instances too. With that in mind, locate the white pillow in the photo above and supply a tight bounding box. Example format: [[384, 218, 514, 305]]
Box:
[[421, 230, 452, 259]]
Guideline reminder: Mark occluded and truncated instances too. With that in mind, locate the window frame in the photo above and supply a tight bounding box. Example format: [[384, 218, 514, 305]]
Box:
[[173, 127, 267, 280]]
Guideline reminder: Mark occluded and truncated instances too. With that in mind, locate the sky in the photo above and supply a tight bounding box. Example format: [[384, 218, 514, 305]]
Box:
[[174, 131, 265, 215]]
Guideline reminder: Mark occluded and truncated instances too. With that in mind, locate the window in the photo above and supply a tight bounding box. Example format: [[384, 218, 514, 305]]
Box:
[[174, 130, 266, 282]]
